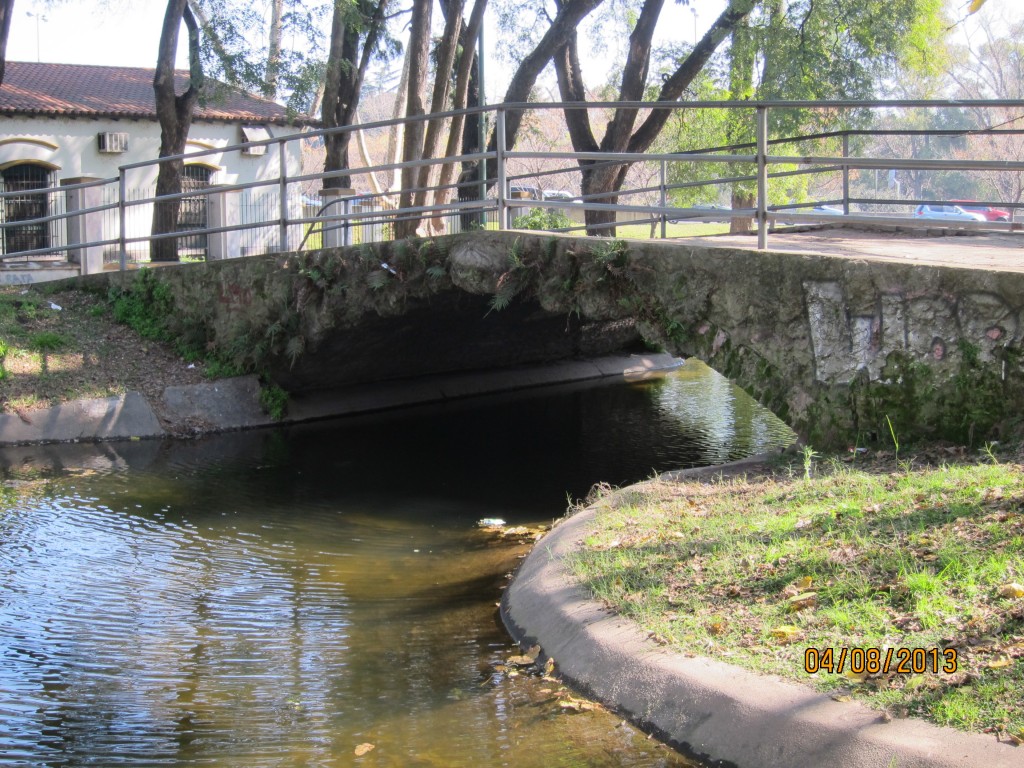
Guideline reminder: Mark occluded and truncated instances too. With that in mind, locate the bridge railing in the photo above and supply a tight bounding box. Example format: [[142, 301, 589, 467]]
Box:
[[3, 98, 1023, 273]]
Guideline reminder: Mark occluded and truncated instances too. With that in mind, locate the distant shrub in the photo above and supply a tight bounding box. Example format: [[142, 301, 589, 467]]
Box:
[[512, 208, 574, 231]]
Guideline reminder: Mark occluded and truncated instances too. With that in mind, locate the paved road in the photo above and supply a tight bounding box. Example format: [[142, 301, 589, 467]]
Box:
[[680, 228, 1024, 273]]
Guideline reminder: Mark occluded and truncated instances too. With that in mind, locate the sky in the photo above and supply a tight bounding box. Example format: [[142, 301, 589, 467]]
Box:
[[3, 0, 1016, 104], [3, 1, 728, 101]]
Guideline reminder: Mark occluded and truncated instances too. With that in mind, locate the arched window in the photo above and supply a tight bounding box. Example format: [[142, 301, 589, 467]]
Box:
[[177, 165, 213, 259], [1, 163, 50, 255]]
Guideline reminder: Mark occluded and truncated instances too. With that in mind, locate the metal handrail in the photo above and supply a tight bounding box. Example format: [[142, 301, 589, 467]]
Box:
[[3, 98, 1024, 270]]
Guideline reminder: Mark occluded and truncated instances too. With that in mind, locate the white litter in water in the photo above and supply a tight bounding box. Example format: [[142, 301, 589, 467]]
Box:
[[49, 302, 62, 311], [478, 518, 506, 528]]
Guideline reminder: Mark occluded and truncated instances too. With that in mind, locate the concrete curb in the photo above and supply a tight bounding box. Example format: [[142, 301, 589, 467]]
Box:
[[0, 353, 682, 446], [501, 460, 1023, 768], [0, 392, 165, 444]]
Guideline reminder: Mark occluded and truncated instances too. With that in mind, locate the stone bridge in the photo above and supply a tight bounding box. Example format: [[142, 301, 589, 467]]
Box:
[[89, 230, 1024, 447]]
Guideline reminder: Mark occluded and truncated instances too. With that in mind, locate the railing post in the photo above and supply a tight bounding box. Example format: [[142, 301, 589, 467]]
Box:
[[278, 139, 289, 253], [495, 107, 508, 231], [842, 133, 850, 216], [62, 176, 103, 275], [660, 159, 667, 239], [118, 173, 127, 271], [207, 186, 241, 260], [319, 188, 357, 249], [756, 105, 768, 251]]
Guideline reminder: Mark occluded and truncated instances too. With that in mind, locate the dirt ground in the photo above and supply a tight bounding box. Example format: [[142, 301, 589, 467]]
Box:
[[0, 285, 206, 416]]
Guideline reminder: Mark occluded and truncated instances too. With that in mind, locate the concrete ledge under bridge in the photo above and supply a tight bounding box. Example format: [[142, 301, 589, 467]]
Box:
[[75, 230, 1024, 447]]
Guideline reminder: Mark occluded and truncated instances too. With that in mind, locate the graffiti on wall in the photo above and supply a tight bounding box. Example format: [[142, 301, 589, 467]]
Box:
[[804, 281, 1020, 384]]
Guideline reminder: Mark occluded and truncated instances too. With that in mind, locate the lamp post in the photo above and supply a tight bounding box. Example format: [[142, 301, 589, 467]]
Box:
[[26, 10, 47, 63]]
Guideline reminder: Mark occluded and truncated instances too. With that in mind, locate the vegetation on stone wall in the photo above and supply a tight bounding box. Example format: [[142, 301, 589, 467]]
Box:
[[849, 343, 1024, 448], [91, 231, 1024, 449]]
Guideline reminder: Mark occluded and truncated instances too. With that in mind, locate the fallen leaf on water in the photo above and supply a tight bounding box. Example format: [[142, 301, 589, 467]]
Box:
[[559, 697, 598, 712], [998, 583, 1024, 599], [354, 743, 375, 756]]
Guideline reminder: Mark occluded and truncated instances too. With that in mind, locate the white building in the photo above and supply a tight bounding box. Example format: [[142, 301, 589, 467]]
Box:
[[0, 61, 311, 274]]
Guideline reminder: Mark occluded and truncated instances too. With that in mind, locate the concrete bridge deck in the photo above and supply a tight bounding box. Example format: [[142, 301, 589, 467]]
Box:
[[680, 229, 1024, 273]]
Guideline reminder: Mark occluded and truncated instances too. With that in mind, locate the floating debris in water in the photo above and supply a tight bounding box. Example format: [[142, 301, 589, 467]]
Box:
[[478, 518, 507, 528]]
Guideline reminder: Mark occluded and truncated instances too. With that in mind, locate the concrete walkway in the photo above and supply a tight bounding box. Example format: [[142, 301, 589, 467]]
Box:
[[0, 352, 682, 446], [681, 228, 1024, 273], [501, 458, 1024, 768]]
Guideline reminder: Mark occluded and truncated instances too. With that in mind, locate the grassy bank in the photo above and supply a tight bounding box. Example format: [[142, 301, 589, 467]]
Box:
[[566, 451, 1024, 742]]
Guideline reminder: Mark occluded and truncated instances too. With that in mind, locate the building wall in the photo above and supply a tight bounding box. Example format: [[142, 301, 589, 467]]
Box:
[[0, 116, 304, 186], [0, 116, 308, 260]]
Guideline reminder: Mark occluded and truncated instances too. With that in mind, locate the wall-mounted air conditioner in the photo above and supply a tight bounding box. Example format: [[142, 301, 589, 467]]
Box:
[[97, 132, 129, 153], [241, 125, 271, 156]]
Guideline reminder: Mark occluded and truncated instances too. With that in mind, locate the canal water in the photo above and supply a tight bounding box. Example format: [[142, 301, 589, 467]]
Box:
[[0, 361, 793, 767]]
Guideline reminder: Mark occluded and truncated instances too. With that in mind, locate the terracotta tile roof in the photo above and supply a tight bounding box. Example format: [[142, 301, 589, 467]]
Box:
[[0, 61, 311, 125]]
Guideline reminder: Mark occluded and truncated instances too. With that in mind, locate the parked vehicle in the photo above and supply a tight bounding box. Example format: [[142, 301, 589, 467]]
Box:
[[951, 200, 1011, 222], [669, 204, 731, 223], [812, 205, 844, 215], [913, 204, 986, 222], [542, 189, 575, 202], [509, 184, 542, 200]]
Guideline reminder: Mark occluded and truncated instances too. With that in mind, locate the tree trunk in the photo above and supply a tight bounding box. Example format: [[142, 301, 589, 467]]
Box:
[[321, 1, 389, 191], [412, 0, 464, 228], [580, 164, 628, 236], [0, 0, 14, 87], [264, 0, 284, 98], [151, 0, 203, 263], [483, 0, 603, 182], [456, 6, 485, 230], [727, 13, 755, 234], [435, 0, 488, 234], [395, 0, 432, 238]]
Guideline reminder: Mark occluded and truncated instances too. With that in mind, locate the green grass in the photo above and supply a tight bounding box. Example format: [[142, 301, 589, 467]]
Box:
[[29, 331, 68, 352], [566, 458, 1024, 739], [614, 222, 730, 239]]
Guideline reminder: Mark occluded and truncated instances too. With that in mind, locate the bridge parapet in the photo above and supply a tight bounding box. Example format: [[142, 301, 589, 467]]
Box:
[[82, 230, 1024, 448]]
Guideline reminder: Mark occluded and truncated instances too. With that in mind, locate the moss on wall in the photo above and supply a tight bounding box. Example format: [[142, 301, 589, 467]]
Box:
[[73, 230, 1024, 449]]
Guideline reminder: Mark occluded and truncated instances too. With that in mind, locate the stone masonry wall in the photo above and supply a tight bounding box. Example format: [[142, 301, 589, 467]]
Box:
[[77, 230, 1024, 448]]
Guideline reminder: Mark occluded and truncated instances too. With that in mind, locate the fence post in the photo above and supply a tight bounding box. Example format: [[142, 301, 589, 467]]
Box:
[[118, 174, 128, 271], [660, 159, 667, 239], [62, 176, 103, 275], [496, 107, 508, 231], [207, 186, 240, 260], [278, 140, 289, 253], [319, 188, 356, 249], [756, 105, 768, 251], [841, 133, 850, 216]]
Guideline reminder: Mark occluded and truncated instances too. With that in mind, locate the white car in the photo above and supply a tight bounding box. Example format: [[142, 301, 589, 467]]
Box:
[[914, 204, 986, 222]]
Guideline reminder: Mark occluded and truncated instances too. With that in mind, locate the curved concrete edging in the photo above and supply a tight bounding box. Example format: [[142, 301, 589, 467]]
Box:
[[0, 353, 681, 446], [500, 459, 1023, 768]]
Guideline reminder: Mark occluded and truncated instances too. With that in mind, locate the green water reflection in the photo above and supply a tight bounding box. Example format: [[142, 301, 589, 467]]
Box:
[[0, 363, 793, 766]]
